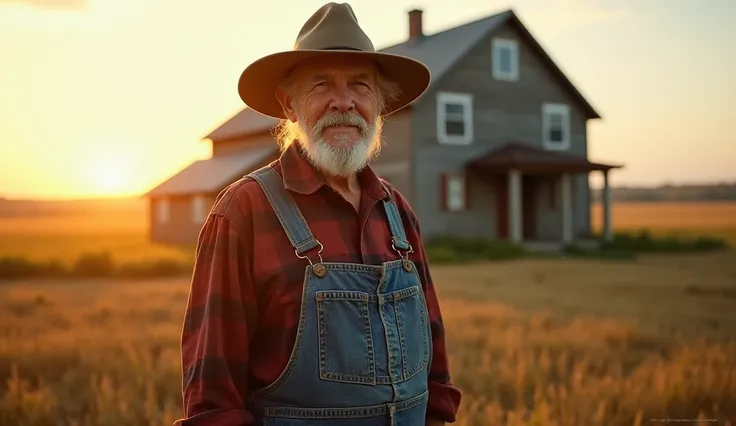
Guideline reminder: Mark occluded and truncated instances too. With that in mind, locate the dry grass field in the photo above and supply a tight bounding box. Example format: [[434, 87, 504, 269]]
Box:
[[1, 252, 735, 426], [1, 200, 735, 425], [591, 201, 736, 244], [0, 201, 735, 264]]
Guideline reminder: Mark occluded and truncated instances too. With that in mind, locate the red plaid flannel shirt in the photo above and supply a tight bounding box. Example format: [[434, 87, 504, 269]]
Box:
[[176, 143, 462, 425]]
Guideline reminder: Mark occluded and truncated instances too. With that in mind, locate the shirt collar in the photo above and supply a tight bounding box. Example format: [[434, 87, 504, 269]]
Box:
[[279, 141, 389, 201]]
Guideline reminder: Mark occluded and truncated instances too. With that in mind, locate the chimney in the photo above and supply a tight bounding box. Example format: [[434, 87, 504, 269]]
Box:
[[408, 9, 423, 42]]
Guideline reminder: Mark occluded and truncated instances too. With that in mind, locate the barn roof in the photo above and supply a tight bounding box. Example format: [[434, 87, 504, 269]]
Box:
[[146, 145, 277, 197], [203, 9, 600, 143]]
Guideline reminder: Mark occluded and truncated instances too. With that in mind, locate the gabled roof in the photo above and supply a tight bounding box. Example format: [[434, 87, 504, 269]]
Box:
[[146, 145, 277, 197], [204, 9, 600, 142], [468, 141, 622, 173], [204, 107, 279, 143], [380, 11, 511, 89]]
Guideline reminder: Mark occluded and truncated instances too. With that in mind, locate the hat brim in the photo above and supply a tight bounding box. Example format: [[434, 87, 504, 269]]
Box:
[[237, 49, 431, 119]]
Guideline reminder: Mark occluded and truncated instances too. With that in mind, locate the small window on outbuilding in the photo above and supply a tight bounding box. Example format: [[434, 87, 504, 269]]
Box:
[[157, 198, 170, 223], [192, 195, 208, 223]]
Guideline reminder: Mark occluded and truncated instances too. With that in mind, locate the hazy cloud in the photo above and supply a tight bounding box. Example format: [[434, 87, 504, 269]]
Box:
[[0, 0, 87, 10], [564, 1, 626, 23], [519, 0, 628, 36]]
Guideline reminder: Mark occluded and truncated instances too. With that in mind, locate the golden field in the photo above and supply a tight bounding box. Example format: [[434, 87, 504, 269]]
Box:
[[0, 200, 734, 264], [1, 200, 735, 425], [591, 201, 736, 244]]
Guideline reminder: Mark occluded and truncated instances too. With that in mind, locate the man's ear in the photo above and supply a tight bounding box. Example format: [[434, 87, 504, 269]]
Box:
[[275, 85, 298, 122]]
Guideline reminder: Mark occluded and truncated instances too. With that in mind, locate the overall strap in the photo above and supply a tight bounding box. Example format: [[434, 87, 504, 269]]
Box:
[[248, 166, 323, 260], [380, 187, 412, 253]]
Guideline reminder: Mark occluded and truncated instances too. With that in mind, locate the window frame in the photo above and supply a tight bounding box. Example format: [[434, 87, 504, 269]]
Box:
[[441, 173, 467, 212], [542, 103, 571, 151], [436, 92, 474, 145], [156, 198, 170, 224], [191, 195, 207, 223], [492, 38, 519, 81]]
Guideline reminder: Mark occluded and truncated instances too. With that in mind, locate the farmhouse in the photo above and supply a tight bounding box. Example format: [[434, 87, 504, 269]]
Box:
[[145, 8, 623, 246]]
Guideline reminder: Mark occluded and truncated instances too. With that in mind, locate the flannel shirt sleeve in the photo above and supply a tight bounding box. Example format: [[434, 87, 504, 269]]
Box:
[[175, 198, 257, 426], [393, 192, 462, 423]]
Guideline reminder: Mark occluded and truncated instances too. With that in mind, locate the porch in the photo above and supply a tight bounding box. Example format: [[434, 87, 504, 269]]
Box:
[[467, 142, 623, 245]]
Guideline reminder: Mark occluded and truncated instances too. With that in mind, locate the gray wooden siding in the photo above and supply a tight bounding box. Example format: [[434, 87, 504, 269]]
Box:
[[410, 21, 595, 239], [448, 173, 498, 239], [370, 110, 415, 204], [149, 194, 214, 245]]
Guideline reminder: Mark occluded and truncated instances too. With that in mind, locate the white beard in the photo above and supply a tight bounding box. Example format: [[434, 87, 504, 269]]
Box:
[[295, 111, 382, 177]]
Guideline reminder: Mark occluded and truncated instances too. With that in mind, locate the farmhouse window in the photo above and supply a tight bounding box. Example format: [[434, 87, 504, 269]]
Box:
[[437, 92, 473, 145], [192, 195, 207, 223], [157, 198, 170, 223], [542, 103, 571, 150], [441, 173, 467, 212], [492, 38, 519, 81]]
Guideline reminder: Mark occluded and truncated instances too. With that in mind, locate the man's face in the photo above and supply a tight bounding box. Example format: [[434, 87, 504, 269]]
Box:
[[278, 55, 384, 177]]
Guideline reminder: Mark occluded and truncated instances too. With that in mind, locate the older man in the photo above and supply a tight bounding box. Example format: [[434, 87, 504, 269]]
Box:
[[176, 3, 461, 426]]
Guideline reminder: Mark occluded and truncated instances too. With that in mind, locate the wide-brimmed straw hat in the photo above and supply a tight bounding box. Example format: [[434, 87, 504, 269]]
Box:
[[237, 2, 431, 119]]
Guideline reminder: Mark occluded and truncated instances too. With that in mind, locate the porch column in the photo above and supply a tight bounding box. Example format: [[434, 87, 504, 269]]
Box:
[[508, 169, 523, 243], [561, 173, 573, 244], [602, 170, 613, 241]]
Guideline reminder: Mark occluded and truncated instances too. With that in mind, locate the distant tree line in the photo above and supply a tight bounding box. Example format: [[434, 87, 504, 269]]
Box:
[[0, 197, 146, 218], [592, 182, 736, 202]]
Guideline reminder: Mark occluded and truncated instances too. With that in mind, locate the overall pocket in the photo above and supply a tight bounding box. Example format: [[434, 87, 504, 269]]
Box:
[[388, 285, 430, 381], [316, 290, 376, 384]]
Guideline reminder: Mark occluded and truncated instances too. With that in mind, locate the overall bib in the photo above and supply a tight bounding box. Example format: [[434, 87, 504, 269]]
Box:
[[248, 166, 433, 426]]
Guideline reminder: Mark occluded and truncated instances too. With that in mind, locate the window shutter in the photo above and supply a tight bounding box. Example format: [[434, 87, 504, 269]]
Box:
[[440, 174, 448, 211], [463, 174, 470, 210]]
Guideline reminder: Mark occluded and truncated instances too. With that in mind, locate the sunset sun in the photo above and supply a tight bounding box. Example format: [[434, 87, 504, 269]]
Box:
[[90, 157, 132, 194]]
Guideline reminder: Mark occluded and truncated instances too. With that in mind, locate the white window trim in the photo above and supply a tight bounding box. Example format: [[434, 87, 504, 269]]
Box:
[[492, 38, 519, 81], [191, 195, 207, 223], [542, 103, 571, 151], [445, 173, 466, 212], [157, 198, 170, 224], [436, 92, 474, 145]]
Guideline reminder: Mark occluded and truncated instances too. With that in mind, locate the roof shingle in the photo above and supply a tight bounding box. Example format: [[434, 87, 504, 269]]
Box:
[[146, 145, 278, 196]]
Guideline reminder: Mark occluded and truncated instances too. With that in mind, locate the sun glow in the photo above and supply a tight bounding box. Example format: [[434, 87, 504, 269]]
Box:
[[89, 156, 133, 195]]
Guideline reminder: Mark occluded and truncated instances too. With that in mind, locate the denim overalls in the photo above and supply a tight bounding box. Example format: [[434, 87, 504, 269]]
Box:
[[247, 165, 433, 425]]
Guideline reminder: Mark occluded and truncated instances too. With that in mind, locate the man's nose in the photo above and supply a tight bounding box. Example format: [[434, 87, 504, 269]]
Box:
[[328, 86, 356, 112]]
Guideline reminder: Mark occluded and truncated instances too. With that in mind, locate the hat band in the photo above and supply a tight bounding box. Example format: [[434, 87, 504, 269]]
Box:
[[320, 46, 365, 51]]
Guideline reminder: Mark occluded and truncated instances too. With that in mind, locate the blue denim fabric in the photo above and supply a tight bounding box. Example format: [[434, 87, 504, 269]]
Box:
[[248, 166, 432, 425]]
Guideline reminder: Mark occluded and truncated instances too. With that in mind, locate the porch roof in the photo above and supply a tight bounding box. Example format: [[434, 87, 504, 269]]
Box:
[[467, 141, 623, 173], [145, 144, 278, 197]]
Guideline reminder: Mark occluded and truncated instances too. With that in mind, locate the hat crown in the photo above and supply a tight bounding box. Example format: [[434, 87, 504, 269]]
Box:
[[237, 2, 430, 119], [293, 2, 376, 52]]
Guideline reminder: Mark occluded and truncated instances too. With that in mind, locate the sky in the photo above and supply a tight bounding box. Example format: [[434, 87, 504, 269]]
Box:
[[0, 0, 734, 200]]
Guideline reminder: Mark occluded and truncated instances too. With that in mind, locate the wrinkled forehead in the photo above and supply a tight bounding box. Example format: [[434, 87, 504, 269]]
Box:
[[287, 54, 380, 84]]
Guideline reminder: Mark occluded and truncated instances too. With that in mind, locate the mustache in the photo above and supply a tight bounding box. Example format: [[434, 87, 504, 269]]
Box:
[[313, 112, 370, 136]]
